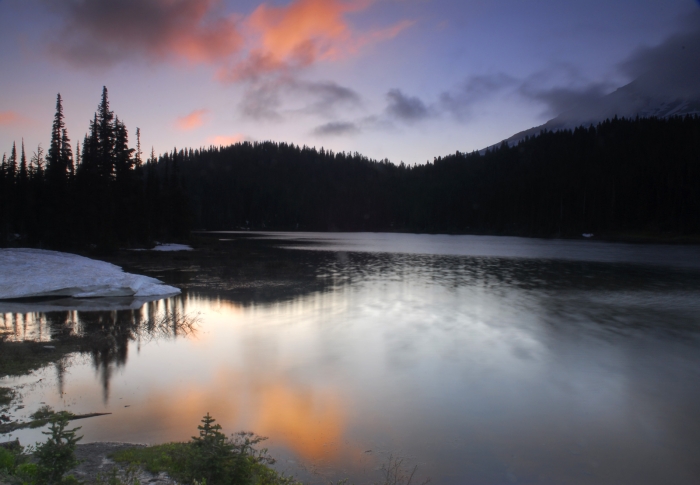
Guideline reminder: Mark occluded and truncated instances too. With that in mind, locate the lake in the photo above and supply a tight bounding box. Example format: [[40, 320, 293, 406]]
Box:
[[2, 233, 700, 484]]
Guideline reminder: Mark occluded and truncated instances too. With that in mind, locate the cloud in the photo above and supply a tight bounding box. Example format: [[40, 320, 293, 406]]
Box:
[[45, 0, 413, 82], [207, 134, 246, 146], [512, 14, 700, 121], [239, 79, 361, 120], [313, 121, 360, 136], [175, 109, 209, 131], [440, 73, 518, 119], [619, 12, 700, 99], [385, 89, 431, 122], [520, 83, 614, 118], [46, 0, 242, 67], [240, 81, 284, 120], [0, 111, 24, 126], [219, 0, 414, 82], [295, 80, 361, 115]]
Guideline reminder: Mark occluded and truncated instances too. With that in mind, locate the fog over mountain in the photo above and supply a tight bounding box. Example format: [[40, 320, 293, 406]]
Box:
[[498, 13, 700, 147]]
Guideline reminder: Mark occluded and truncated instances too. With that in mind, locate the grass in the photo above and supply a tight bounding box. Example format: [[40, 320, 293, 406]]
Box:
[[112, 442, 430, 485], [110, 414, 302, 485], [112, 442, 301, 485], [111, 442, 189, 476]]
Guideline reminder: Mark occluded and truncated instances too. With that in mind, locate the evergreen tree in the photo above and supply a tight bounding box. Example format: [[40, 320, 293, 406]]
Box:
[[96, 86, 115, 179], [19, 139, 28, 184], [135, 127, 142, 167], [61, 128, 74, 178], [31, 144, 45, 179], [8, 142, 17, 181], [46, 93, 68, 184]]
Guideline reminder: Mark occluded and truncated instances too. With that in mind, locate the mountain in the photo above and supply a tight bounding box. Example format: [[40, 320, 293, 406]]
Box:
[[491, 79, 700, 150]]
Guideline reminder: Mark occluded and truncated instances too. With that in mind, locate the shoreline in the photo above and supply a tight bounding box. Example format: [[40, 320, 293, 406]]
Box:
[[72, 442, 172, 484]]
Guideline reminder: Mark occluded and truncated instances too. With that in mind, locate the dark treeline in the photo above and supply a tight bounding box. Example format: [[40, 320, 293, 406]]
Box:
[[3, 92, 700, 247], [177, 115, 700, 237], [0, 87, 188, 249]]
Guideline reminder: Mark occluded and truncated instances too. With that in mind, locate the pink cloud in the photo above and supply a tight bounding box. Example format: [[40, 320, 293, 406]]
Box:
[[47, 0, 413, 82], [176, 109, 209, 131], [207, 134, 246, 146], [0, 111, 27, 126], [221, 0, 414, 82]]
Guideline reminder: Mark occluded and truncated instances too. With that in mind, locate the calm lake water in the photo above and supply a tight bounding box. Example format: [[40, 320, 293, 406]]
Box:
[[3, 233, 700, 484]]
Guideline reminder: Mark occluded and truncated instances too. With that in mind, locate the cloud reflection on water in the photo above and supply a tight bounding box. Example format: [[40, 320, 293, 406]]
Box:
[[3, 235, 700, 484]]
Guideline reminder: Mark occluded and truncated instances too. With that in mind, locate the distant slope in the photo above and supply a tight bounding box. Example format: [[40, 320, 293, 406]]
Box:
[[489, 79, 700, 150], [169, 116, 700, 238]]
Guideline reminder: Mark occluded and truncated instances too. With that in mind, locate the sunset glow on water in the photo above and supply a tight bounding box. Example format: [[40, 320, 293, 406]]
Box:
[[3, 234, 700, 484]]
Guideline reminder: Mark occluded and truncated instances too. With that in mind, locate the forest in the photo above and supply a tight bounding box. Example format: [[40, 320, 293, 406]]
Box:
[[2, 88, 700, 249], [163, 114, 700, 238], [0, 88, 189, 249]]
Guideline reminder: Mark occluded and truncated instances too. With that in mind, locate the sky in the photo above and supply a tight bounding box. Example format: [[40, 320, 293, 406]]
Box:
[[0, 0, 698, 165]]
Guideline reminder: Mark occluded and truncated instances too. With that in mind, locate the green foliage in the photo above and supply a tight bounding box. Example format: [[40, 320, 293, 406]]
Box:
[[30, 406, 56, 421], [27, 407, 75, 429], [15, 462, 39, 482], [112, 413, 301, 485], [34, 415, 83, 484], [57, 475, 81, 485], [111, 443, 188, 476], [189, 413, 234, 484], [0, 444, 33, 485], [0, 446, 16, 472]]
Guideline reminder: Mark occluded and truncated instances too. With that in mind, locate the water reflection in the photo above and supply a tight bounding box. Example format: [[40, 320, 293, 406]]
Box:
[[1, 298, 195, 403], [2, 235, 700, 484]]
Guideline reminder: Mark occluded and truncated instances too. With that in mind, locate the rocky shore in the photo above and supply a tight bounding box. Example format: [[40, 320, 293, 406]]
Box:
[[71, 442, 172, 484]]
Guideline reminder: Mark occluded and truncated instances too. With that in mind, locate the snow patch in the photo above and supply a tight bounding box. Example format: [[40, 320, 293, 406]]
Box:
[[0, 249, 181, 300]]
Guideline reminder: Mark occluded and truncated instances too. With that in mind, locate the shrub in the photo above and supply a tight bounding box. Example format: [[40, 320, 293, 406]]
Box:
[[34, 415, 83, 484], [113, 413, 301, 485], [0, 446, 16, 472]]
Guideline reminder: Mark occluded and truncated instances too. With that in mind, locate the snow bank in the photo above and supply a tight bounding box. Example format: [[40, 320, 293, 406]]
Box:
[[0, 295, 171, 314], [0, 249, 181, 300]]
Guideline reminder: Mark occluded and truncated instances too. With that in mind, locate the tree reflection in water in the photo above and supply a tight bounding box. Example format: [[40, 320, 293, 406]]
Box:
[[0, 296, 197, 403]]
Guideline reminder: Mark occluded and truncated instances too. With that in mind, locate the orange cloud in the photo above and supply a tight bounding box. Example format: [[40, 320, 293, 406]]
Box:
[[49, 0, 413, 83], [0, 111, 24, 126], [220, 0, 414, 82], [207, 134, 246, 146], [176, 109, 209, 131], [249, 0, 365, 63]]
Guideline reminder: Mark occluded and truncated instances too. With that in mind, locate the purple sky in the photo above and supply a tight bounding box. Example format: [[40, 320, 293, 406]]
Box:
[[0, 0, 697, 164]]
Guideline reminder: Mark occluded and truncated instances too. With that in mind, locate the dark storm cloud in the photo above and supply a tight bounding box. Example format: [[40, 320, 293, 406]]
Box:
[[619, 12, 700, 98], [313, 121, 360, 136], [385, 89, 430, 122], [45, 0, 242, 66]]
